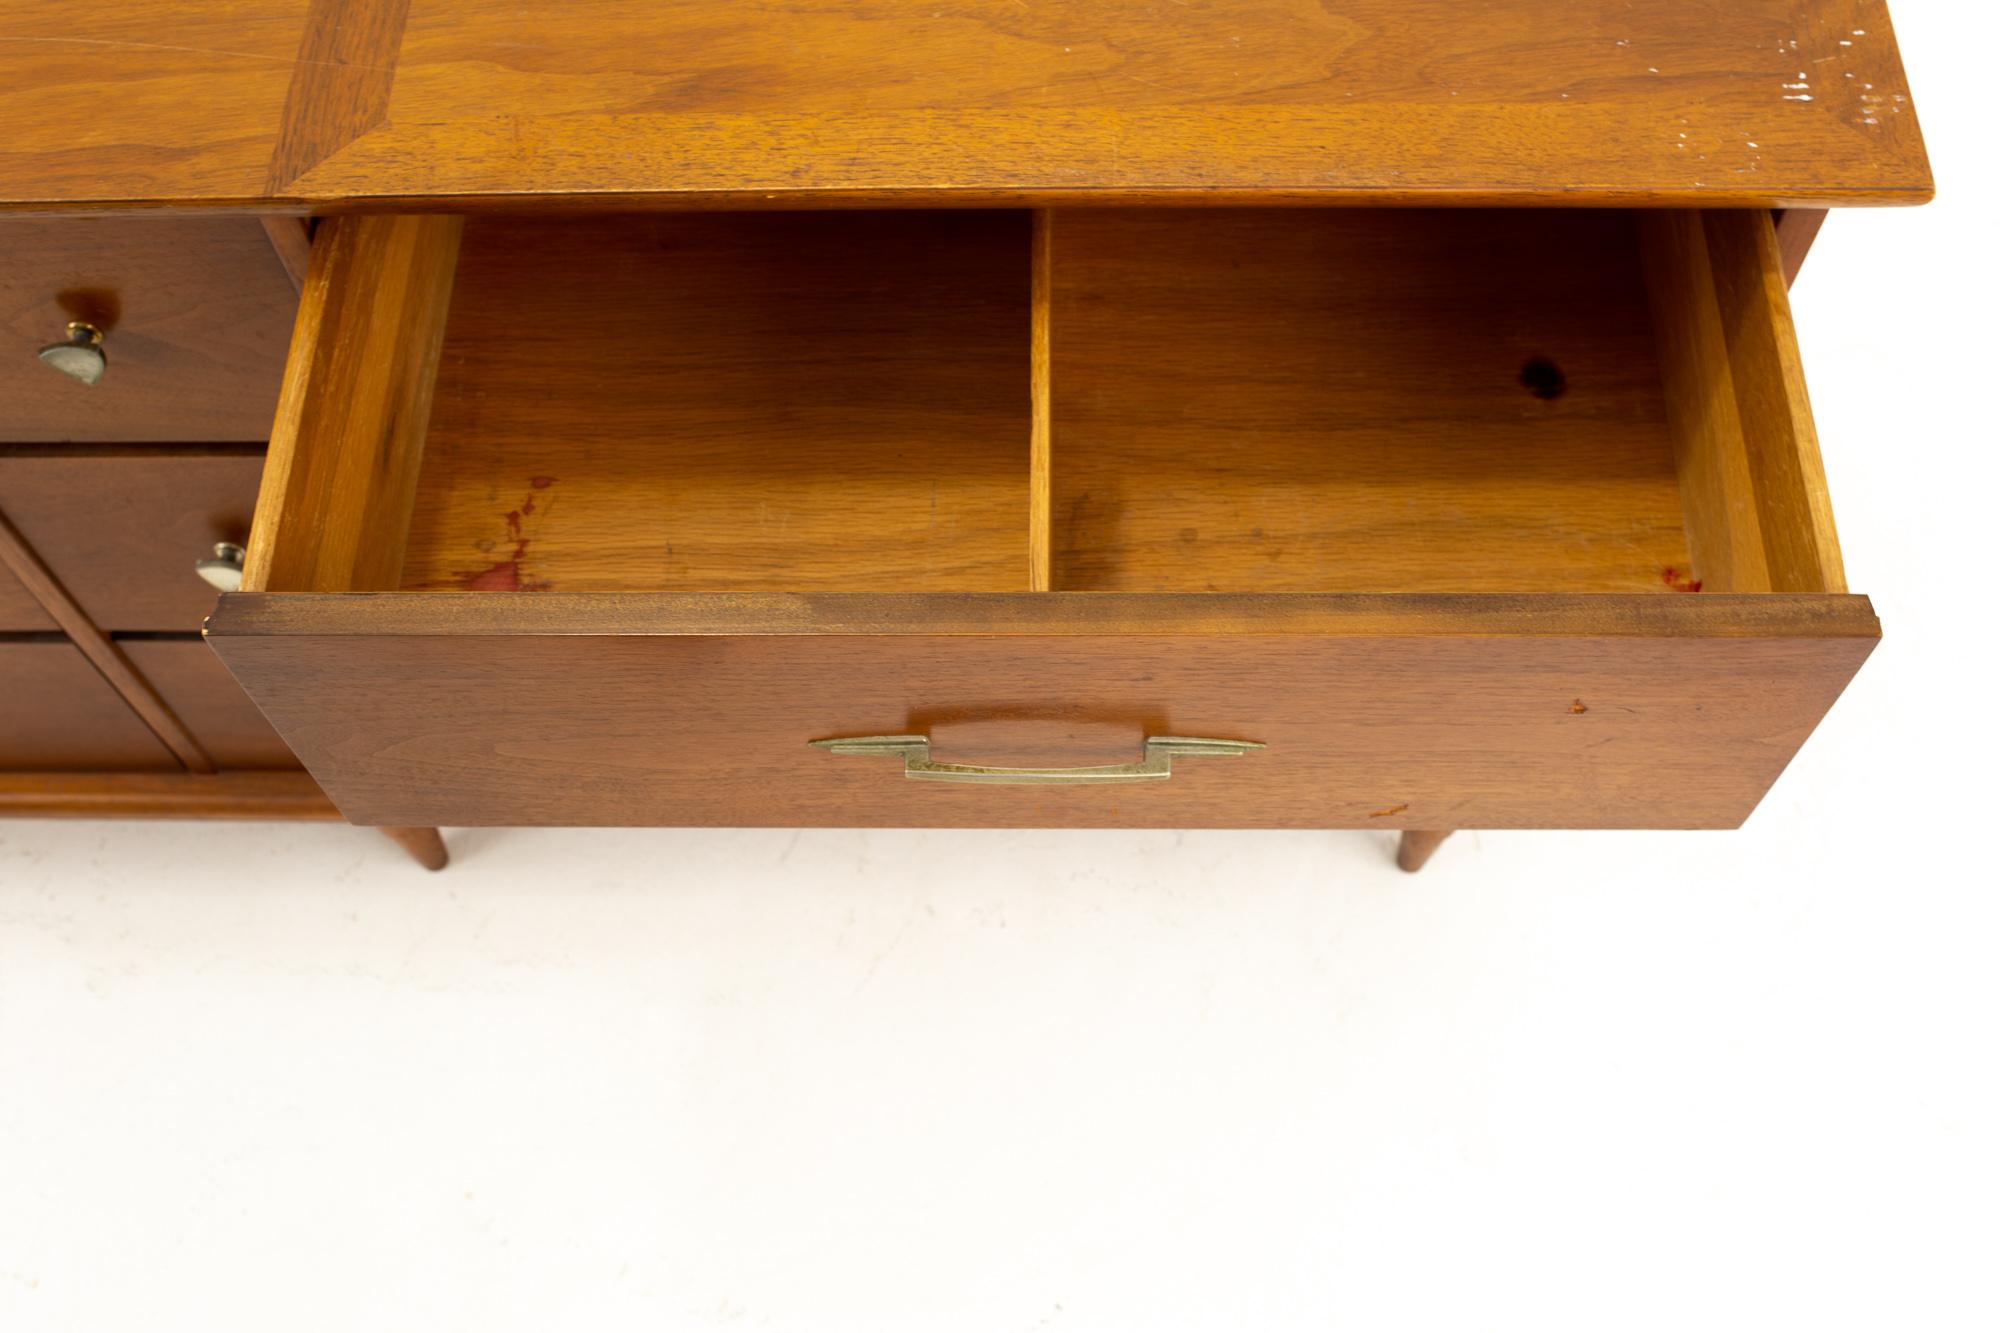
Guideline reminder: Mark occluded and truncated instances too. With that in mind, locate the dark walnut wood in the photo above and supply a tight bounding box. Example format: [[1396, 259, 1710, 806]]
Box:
[[118, 640, 300, 770], [0, 0, 1930, 211], [0, 642, 178, 770], [0, 448, 264, 631], [0, 506, 214, 771], [205, 592, 1878, 831], [0, 563, 55, 632], [0, 218, 296, 440]]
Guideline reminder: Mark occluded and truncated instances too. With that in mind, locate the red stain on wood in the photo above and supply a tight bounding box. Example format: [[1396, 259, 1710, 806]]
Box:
[[1661, 566, 1703, 593], [457, 480, 555, 590]]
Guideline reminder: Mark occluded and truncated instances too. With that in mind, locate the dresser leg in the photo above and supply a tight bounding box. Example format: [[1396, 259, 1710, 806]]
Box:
[[378, 826, 449, 871], [1395, 830, 1454, 873]]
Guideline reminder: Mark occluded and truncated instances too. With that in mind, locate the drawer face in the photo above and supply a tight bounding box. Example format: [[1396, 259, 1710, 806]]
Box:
[[206, 593, 1877, 829], [0, 641, 176, 770], [0, 563, 53, 631], [0, 449, 263, 631], [120, 640, 297, 769], [0, 218, 294, 442]]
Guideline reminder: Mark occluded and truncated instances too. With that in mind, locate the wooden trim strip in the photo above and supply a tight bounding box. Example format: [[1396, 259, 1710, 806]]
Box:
[[1028, 209, 1054, 592], [0, 771, 342, 820], [207, 590, 1882, 641], [0, 507, 216, 772]]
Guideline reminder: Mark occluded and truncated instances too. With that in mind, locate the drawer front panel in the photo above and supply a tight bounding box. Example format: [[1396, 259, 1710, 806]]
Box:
[[0, 641, 177, 770], [120, 640, 298, 769], [0, 450, 263, 631], [0, 218, 294, 442], [0, 564, 54, 631], [206, 592, 1878, 830]]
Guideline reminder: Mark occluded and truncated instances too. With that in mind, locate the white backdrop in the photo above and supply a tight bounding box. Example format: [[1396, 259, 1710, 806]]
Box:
[[3, 3, 1995, 1328]]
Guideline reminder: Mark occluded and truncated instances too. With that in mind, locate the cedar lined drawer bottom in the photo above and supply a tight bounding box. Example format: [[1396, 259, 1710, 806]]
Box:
[[207, 206, 1873, 829]]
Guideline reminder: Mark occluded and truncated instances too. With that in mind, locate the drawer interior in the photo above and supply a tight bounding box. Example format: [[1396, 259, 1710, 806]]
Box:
[[244, 207, 1843, 599]]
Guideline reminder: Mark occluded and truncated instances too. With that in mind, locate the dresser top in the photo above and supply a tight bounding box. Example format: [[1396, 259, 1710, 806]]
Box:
[[0, 0, 1930, 212]]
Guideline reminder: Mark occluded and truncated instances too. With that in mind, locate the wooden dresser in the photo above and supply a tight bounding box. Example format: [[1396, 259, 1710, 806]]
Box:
[[0, 0, 1932, 872]]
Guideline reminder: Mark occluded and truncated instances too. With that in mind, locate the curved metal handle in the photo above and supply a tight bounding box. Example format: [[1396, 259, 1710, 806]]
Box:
[[38, 321, 106, 386], [810, 733, 1262, 785], [194, 541, 247, 592]]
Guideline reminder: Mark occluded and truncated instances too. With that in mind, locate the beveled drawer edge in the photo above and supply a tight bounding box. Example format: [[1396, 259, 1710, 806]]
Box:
[[206, 591, 1882, 640]]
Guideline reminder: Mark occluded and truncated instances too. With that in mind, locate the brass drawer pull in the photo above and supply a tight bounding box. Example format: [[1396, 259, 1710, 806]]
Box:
[[810, 733, 1262, 785]]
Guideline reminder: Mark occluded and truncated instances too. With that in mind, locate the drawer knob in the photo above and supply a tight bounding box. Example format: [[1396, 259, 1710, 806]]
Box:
[[38, 321, 107, 386], [810, 733, 1263, 785], [194, 541, 247, 592]]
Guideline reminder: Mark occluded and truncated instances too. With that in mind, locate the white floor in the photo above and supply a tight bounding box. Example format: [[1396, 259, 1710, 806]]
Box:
[[4, 2, 1998, 1327]]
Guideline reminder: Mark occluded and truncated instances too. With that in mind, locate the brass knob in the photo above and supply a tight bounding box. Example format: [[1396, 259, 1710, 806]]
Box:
[[38, 321, 106, 386], [194, 541, 246, 592]]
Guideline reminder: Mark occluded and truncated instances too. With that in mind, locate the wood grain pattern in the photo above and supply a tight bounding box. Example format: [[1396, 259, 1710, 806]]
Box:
[[1641, 211, 1775, 594], [0, 218, 295, 441], [0, 642, 177, 770], [1640, 209, 1844, 594], [0, 563, 55, 632], [205, 591, 1878, 830], [119, 640, 300, 769], [400, 213, 1029, 594], [0, 507, 213, 770], [244, 214, 463, 593], [1049, 210, 1693, 593], [0, 0, 1931, 209], [0, 770, 340, 819], [0, 448, 263, 631], [265, 0, 412, 192], [1703, 209, 1847, 592], [1029, 210, 1054, 593]]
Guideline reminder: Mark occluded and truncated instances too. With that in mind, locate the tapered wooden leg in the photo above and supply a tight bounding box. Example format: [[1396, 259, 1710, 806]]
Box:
[[1396, 830, 1454, 873], [378, 825, 449, 871]]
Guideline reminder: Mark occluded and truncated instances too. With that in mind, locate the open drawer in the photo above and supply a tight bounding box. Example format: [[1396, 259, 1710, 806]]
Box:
[[204, 208, 1875, 829]]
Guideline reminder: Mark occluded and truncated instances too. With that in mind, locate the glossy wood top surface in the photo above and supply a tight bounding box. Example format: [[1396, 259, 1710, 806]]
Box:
[[0, 0, 1930, 211]]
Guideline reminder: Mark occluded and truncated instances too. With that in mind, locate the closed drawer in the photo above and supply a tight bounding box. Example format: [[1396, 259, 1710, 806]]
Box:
[[0, 448, 263, 631], [119, 639, 297, 769], [0, 562, 53, 631], [0, 641, 176, 769], [207, 208, 1875, 829], [0, 218, 294, 442]]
